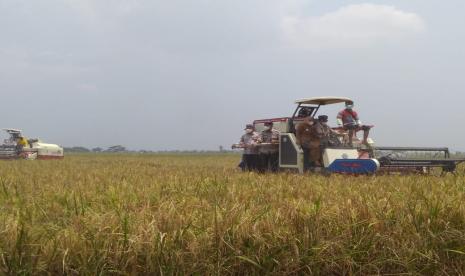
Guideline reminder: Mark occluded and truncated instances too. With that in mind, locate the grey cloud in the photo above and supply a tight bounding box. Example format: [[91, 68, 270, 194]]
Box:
[[0, 1, 464, 151], [281, 4, 426, 50]]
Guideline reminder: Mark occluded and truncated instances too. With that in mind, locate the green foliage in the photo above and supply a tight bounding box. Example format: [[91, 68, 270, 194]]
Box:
[[0, 154, 464, 274]]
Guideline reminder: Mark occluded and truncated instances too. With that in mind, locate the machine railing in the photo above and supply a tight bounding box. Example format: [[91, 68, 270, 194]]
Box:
[[374, 146, 465, 173], [374, 147, 450, 158]]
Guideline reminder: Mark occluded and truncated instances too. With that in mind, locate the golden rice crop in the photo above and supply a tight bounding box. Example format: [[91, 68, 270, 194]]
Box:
[[0, 153, 464, 275]]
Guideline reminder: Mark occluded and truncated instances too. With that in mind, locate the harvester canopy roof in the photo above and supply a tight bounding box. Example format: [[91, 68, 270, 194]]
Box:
[[3, 129, 22, 134], [295, 97, 353, 105]]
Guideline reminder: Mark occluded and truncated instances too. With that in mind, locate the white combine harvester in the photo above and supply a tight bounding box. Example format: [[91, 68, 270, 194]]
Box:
[[250, 97, 465, 175], [0, 129, 64, 160]]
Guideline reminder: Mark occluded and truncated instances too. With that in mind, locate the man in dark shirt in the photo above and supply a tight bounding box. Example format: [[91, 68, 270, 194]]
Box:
[[314, 115, 342, 147], [258, 122, 280, 172]]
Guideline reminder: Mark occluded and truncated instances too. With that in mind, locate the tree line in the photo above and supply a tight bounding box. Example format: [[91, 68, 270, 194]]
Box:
[[63, 145, 234, 154]]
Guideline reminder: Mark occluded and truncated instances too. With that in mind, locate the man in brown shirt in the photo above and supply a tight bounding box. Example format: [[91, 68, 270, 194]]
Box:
[[296, 116, 319, 170]]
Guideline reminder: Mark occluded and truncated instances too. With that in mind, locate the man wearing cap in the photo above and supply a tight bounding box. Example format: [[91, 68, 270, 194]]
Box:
[[314, 115, 341, 146], [258, 122, 280, 172], [312, 115, 344, 165], [238, 124, 260, 172], [308, 115, 332, 166], [296, 116, 317, 170], [337, 102, 370, 146]]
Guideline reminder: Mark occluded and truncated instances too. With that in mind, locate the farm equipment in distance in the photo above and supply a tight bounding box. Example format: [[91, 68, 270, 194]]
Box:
[[0, 129, 64, 160], [251, 97, 465, 175]]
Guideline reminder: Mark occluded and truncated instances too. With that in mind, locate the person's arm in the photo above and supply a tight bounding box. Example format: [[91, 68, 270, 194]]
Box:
[[313, 124, 324, 138], [336, 111, 343, 126], [240, 135, 253, 149], [239, 135, 246, 147], [248, 133, 260, 148], [295, 125, 302, 144], [271, 130, 279, 143], [353, 111, 362, 125]]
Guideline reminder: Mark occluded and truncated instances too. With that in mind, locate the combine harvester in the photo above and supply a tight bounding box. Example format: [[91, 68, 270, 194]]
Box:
[[0, 129, 64, 160], [251, 97, 465, 175]]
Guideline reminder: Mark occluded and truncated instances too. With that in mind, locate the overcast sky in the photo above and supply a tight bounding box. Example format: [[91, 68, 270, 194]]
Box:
[[0, 0, 464, 150]]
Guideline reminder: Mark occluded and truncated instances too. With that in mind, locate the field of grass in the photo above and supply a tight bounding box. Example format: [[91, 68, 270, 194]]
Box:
[[0, 153, 464, 275]]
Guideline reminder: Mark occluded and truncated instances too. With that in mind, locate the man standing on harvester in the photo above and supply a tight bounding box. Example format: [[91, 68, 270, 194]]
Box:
[[258, 122, 280, 172], [296, 116, 320, 170], [337, 102, 371, 146]]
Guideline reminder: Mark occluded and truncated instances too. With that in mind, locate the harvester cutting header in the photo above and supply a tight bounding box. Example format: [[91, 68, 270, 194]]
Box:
[[234, 96, 465, 175], [0, 129, 64, 160]]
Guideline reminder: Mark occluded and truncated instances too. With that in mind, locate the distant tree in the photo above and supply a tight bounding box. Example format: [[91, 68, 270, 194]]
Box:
[[219, 145, 224, 152], [106, 145, 127, 152], [92, 147, 103, 152], [64, 146, 90, 152]]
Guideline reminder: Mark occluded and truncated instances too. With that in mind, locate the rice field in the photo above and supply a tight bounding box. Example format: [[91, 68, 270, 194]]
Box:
[[0, 153, 464, 275]]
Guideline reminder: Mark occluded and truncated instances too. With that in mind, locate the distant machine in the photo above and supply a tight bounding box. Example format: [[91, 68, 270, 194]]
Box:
[[246, 96, 464, 175], [0, 129, 64, 160]]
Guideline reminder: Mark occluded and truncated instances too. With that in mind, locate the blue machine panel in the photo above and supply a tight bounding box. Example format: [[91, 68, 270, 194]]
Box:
[[327, 159, 379, 174]]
